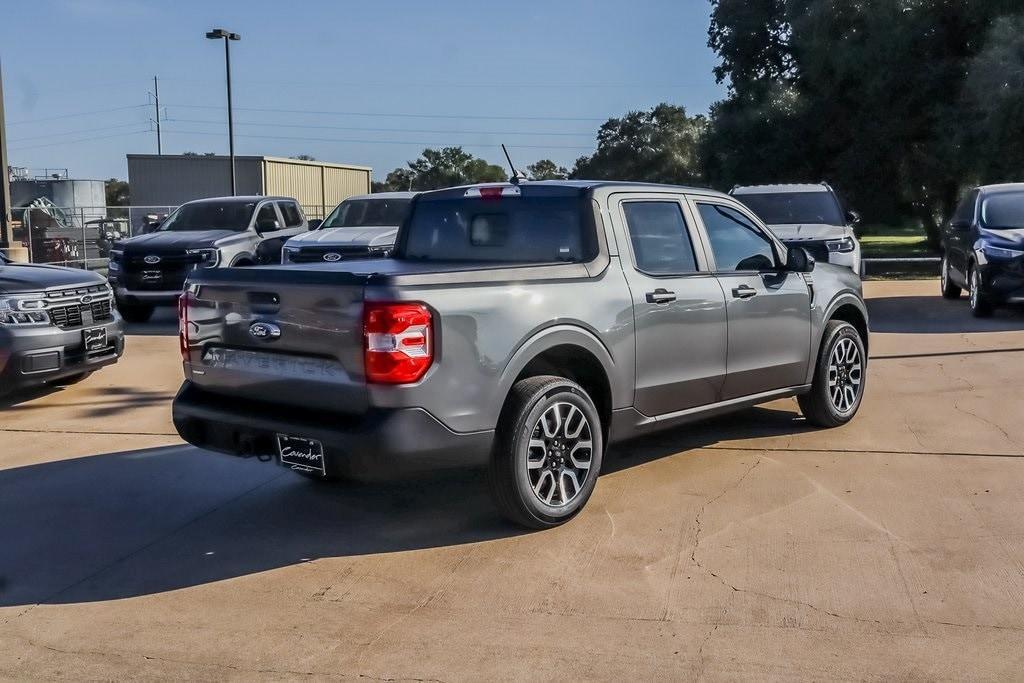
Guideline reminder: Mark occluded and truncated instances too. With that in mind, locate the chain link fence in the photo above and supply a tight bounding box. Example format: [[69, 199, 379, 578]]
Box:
[[6, 203, 331, 271]]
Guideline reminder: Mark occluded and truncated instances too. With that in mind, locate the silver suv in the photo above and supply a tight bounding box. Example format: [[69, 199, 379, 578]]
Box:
[[731, 183, 862, 274]]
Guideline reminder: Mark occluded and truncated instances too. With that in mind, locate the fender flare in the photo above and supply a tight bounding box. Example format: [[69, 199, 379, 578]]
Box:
[[229, 252, 256, 267], [490, 324, 621, 418]]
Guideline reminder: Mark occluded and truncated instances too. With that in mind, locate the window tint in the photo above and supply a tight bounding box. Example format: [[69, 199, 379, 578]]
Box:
[[952, 191, 977, 225], [255, 204, 279, 230], [280, 202, 303, 228], [622, 201, 698, 275], [698, 203, 777, 272], [734, 191, 844, 225], [402, 195, 595, 263]]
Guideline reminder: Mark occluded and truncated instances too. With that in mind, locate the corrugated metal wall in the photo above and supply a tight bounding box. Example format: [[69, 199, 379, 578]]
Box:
[[263, 158, 370, 218], [127, 155, 264, 206]]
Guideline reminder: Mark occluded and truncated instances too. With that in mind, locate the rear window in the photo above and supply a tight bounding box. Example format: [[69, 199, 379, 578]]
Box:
[[735, 191, 844, 226], [400, 194, 597, 264]]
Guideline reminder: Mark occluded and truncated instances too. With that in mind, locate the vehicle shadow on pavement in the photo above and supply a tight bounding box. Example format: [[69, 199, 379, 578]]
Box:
[[867, 296, 1024, 334], [0, 386, 174, 417], [0, 406, 812, 608]]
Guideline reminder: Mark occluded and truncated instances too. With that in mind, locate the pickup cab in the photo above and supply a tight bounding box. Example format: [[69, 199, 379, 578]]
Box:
[[173, 181, 869, 528], [108, 196, 309, 322]]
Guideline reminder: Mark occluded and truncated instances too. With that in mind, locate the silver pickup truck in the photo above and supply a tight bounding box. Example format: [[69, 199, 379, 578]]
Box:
[[173, 181, 869, 528]]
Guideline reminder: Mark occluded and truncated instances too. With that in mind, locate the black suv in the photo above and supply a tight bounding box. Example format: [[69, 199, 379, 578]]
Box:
[[940, 183, 1024, 317]]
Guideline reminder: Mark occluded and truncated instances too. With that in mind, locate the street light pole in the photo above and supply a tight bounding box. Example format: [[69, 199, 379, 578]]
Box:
[[206, 28, 241, 196]]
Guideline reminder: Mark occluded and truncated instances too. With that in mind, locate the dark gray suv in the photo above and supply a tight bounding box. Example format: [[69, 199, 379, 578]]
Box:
[[173, 181, 869, 528]]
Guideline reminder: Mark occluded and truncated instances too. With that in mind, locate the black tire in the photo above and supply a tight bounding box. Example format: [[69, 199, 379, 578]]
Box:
[[488, 375, 604, 529], [940, 254, 961, 300], [968, 265, 993, 318], [798, 320, 867, 428], [118, 301, 155, 323]]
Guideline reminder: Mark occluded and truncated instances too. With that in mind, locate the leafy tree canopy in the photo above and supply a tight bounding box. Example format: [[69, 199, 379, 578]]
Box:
[[374, 147, 506, 192]]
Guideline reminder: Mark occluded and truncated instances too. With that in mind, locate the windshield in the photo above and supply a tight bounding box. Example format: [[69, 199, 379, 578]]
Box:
[[736, 191, 844, 226], [981, 193, 1024, 230], [322, 198, 412, 229], [159, 201, 256, 232], [401, 195, 596, 264]]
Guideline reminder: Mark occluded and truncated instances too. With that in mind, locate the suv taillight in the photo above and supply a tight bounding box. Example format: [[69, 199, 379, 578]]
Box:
[[363, 302, 433, 384], [178, 292, 192, 361]]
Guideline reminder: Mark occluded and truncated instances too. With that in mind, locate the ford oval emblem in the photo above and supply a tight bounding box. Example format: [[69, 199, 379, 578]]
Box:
[[249, 322, 282, 341], [144, 255, 161, 264], [81, 294, 93, 304], [323, 252, 342, 262]]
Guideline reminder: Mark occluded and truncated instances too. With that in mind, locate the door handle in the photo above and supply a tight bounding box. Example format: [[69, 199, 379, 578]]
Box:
[[646, 289, 676, 304], [732, 285, 757, 299]]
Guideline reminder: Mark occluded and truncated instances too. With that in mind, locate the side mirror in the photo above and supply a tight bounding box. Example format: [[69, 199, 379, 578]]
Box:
[[308, 219, 322, 230], [845, 209, 861, 225], [787, 246, 815, 273], [256, 218, 280, 234]]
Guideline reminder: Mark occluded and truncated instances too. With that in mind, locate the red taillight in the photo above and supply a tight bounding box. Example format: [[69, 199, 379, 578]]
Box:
[[363, 302, 433, 384], [178, 292, 192, 361]]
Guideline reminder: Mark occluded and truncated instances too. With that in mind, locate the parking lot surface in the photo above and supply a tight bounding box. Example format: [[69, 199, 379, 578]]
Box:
[[2, 280, 1023, 681]]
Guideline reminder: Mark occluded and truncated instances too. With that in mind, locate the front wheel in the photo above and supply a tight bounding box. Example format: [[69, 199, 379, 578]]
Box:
[[969, 265, 993, 318], [489, 376, 604, 529], [798, 320, 867, 428], [940, 254, 961, 299]]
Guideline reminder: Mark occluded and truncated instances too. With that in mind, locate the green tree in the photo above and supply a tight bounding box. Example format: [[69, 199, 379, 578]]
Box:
[[571, 104, 706, 184], [105, 179, 129, 206], [375, 147, 506, 191], [527, 159, 569, 180]]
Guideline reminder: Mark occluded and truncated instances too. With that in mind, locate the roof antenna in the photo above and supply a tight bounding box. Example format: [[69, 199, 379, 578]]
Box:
[[502, 144, 528, 185]]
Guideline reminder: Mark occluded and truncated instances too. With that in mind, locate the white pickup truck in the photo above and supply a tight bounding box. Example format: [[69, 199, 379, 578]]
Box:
[[281, 192, 415, 264]]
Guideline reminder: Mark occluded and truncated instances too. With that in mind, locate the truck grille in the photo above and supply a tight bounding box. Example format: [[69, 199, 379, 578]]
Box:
[[48, 298, 114, 329], [290, 245, 385, 263]]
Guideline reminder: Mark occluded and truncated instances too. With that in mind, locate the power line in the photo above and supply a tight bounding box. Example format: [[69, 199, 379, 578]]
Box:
[[8, 128, 151, 152], [7, 104, 149, 126], [9, 121, 150, 144], [165, 117, 595, 138], [165, 102, 607, 122], [162, 127, 594, 151]]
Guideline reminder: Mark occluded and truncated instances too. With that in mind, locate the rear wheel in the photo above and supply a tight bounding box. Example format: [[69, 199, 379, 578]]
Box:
[[969, 265, 993, 318], [798, 320, 867, 428], [117, 301, 154, 323], [489, 376, 603, 529], [940, 254, 961, 299]]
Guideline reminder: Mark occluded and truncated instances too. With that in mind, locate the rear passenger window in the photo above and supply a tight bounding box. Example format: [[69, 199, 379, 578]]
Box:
[[697, 203, 777, 272], [622, 201, 698, 275], [280, 202, 303, 228]]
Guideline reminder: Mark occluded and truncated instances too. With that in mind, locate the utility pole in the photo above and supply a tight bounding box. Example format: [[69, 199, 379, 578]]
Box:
[[0, 57, 13, 251], [153, 75, 162, 155]]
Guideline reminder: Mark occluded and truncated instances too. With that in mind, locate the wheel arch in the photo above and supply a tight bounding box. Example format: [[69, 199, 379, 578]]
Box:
[[497, 326, 619, 438]]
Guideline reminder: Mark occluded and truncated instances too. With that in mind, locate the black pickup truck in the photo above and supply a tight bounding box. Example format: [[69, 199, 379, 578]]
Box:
[[0, 253, 124, 396]]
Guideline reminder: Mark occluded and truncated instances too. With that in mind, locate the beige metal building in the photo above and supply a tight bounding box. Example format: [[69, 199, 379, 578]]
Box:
[[126, 154, 371, 228]]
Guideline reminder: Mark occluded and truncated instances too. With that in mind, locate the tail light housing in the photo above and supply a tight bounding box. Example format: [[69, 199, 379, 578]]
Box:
[[178, 291, 193, 361], [363, 302, 433, 384]]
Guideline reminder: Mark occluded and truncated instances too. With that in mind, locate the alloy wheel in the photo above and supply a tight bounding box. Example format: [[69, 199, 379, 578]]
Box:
[[527, 402, 594, 507], [827, 337, 863, 413]]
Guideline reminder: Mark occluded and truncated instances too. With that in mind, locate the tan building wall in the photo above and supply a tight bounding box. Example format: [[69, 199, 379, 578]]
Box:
[[261, 157, 371, 219]]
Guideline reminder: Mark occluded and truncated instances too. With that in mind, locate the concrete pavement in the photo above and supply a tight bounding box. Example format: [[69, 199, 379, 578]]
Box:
[[1, 281, 1023, 680]]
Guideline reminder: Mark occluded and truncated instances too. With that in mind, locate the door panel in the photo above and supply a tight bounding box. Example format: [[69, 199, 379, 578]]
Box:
[[614, 196, 728, 416], [692, 200, 812, 399]]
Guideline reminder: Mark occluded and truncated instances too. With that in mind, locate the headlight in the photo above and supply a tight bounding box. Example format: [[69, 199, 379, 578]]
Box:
[[282, 246, 299, 264], [0, 296, 51, 326], [826, 236, 857, 253], [981, 243, 1023, 259], [186, 248, 220, 268]]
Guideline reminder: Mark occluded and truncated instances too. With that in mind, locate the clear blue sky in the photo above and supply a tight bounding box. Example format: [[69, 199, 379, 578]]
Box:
[[2, 0, 725, 182]]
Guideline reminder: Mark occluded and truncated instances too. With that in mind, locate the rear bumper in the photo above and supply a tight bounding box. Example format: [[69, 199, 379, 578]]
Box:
[[0, 317, 125, 394], [171, 382, 493, 479]]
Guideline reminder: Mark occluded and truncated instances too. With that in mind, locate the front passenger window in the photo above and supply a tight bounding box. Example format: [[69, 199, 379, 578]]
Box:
[[255, 204, 280, 231], [698, 203, 777, 272]]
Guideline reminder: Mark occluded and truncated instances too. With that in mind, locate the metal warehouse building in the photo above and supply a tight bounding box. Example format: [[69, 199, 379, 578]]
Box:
[[126, 154, 371, 229]]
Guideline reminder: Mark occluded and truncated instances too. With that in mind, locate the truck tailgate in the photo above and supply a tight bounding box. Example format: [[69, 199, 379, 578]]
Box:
[[182, 267, 368, 413]]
